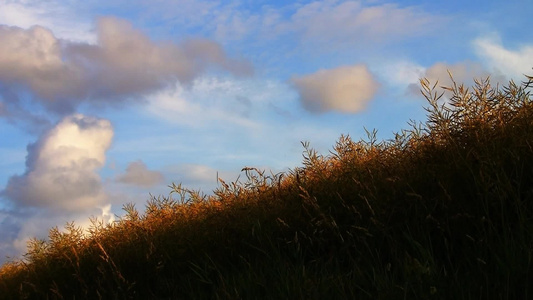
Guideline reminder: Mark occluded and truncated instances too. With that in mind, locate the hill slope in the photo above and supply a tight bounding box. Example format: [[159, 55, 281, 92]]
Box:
[[1, 74, 533, 299]]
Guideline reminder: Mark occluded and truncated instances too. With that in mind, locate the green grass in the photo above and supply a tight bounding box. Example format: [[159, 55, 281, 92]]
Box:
[[1, 72, 532, 299]]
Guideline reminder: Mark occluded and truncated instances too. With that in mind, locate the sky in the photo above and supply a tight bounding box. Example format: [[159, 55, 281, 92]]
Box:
[[0, 0, 532, 265]]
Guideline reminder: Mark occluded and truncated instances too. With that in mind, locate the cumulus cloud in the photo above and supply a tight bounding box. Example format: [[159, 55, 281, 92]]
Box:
[[2, 114, 113, 211], [291, 65, 379, 113], [473, 35, 533, 80], [116, 160, 164, 188], [0, 16, 253, 117]]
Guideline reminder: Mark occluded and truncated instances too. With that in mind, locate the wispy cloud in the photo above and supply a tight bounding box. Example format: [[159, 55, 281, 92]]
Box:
[[146, 76, 280, 129], [291, 64, 379, 113], [473, 34, 533, 79], [285, 1, 438, 48], [133, 0, 443, 52]]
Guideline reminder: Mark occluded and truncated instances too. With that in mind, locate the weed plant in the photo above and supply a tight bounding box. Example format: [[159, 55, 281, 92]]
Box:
[[1, 72, 532, 299]]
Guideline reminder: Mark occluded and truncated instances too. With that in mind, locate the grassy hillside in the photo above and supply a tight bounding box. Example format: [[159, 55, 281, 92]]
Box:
[[1, 73, 532, 299]]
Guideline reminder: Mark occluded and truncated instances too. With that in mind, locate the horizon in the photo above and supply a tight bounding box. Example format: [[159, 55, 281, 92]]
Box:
[[0, 0, 532, 265]]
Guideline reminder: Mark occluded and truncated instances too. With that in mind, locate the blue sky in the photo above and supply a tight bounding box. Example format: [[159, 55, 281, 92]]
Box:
[[0, 0, 532, 264]]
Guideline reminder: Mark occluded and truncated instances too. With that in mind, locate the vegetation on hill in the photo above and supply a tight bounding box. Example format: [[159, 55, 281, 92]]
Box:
[[1, 72, 532, 299]]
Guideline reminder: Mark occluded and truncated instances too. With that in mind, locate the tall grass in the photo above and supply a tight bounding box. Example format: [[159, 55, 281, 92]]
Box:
[[1, 72, 532, 299]]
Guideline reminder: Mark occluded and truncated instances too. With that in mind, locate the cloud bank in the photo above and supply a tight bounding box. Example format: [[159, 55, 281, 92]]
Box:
[[2, 114, 113, 211], [291, 65, 379, 113], [0, 16, 253, 117]]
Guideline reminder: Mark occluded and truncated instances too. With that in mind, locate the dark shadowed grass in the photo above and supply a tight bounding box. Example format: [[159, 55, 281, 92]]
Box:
[[1, 72, 532, 299]]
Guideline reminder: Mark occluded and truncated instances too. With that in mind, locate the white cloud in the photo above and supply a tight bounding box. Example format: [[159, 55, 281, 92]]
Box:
[[116, 160, 165, 187], [473, 34, 533, 80], [3, 114, 113, 211], [291, 64, 379, 113]]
